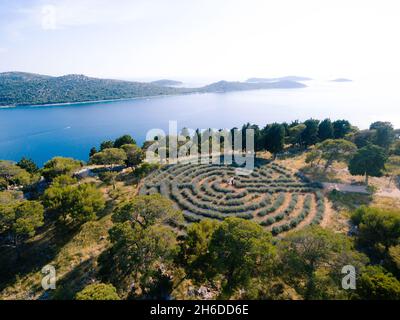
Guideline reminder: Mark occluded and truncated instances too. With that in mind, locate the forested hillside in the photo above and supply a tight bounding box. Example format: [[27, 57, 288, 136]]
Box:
[[0, 72, 187, 106]]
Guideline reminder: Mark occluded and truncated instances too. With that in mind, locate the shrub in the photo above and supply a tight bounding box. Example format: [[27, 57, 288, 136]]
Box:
[[311, 191, 325, 225], [75, 283, 120, 300], [258, 193, 285, 217]]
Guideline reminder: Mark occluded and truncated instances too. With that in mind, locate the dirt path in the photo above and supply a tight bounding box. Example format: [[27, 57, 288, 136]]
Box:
[[323, 183, 368, 194], [324, 182, 400, 199], [320, 200, 334, 228], [376, 188, 400, 198]]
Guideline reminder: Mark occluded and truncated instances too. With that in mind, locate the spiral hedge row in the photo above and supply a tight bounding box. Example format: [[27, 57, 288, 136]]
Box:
[[139, 160, 326, 235]]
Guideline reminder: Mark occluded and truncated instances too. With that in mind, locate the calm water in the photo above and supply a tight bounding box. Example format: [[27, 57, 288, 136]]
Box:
[[1, 80, 399, 166]]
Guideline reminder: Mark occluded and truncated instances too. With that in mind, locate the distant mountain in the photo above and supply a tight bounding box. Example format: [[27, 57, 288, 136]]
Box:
[[246, 76, 312, 83], [199, 80, 307, 93], [0, 72, 187, 106], [0, 72, 306, 106], [331, 78, 352, 82], [150, 79, 183, 87]]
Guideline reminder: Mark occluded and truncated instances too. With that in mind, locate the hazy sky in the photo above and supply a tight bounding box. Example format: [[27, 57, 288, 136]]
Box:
[[1, 0, 400, 81]]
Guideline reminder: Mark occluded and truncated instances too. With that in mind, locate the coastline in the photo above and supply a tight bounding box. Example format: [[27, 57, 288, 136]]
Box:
[[0, 92, 188, 109], [0, 82, 308, 109]]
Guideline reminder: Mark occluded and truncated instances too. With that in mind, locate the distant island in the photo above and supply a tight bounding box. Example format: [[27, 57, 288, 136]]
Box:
[[331, 78, 352, 82], [0, 72, 307, 106], [150, 79, 183, 87], [246, 76, 312, 83], [199, 80, 306, 93]]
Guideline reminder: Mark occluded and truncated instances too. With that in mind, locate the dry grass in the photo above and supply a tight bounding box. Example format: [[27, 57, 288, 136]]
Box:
[[0, 172, 140, 300], [371, 196, 400, 210], [0, 214, 112, 300]]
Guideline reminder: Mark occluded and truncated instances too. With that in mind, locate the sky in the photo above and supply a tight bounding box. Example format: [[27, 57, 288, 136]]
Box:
[[1, 0, 400, 81]]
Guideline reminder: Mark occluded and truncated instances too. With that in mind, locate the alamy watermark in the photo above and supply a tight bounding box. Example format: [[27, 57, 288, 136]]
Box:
[[341, 265, 356, 290], [145, 121, 255, 175], [41, 265, 56, 290]]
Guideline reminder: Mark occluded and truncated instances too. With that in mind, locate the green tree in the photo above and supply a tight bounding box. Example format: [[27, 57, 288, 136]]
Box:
[[206, 218, 276, 297], [228, 127, 237, 147], [75, 283, 120, 300], [180, 219, 220, 280], [356, 266, 400, 300], [0, 190, 22, 206], [315, 139, 357, 170], [263, 123, 285, 158], [348, 144, 387, 185], [351, 206, 400, 259], [0, 200, 44, 247], [17, 157, 39, 174], [287, 124, 306, 147], [69, 184, 106, 223], [134, 163, 160, 178], [0, 161, 31, 190], [41, 157, 82, 181], [352, 129, 376, 148], [100, 140, 114, 151], [52, 174, 77, 187], [318, 119, 334, 141], [89, 148, 127, 166], [387, 245, 400, 277], [89, 147, 98, 157], [0, 199, 14, 234], [240, 123, 252, 152], [370, 121, 395, 149], [240, 124, 262, 152], [99, 211, 180, 297], [391, 140, 400, 156], [305, 149, 322, 167], [0, 178, 7, 190], [43, 178, 105, 225], [121, 144, 144, 168], [112, 194, 183, 228], [301, 119, 320, 147], [42, 175, 76, 220], [386, 156, 400, 184], [278, 226, 367, 300], [98, 171, 118, 189], [333, 119, 352, 139], [114, 134, 136, 148], [249, 124, 262, 152]]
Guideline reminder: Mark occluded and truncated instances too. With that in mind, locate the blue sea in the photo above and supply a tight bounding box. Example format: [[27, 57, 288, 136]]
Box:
[[1, 80, 399, 166]]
